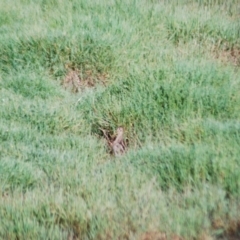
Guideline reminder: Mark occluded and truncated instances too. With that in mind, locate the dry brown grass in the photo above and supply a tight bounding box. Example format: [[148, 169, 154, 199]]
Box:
[[62, 68, 108, 93], [212, 45, 240, 67], [139, 231, 184, 240]]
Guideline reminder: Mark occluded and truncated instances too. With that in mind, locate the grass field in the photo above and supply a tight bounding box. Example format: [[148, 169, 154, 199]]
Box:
[[0, 0, 240, 239]]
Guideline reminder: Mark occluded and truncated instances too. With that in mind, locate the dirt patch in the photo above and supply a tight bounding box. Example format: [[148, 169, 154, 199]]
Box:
[[139, 232, 183, 240], [97, 231, 182, 240], [139, 231, 167, 240], [212, 46, 240, 67], [62, 68, 108, 93], [215, 220, 240, 240]]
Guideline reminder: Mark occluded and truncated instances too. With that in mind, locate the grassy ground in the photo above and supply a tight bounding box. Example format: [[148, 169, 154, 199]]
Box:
[[0, 0, 240, 239]]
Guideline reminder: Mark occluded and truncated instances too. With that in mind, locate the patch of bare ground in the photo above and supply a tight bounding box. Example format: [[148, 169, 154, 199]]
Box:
[[212, 45, 240, 67], [97, 231, 183, 240], [215, 220, 240, 240], [139, 231, 183, 240], [62, 67, 108, 93]]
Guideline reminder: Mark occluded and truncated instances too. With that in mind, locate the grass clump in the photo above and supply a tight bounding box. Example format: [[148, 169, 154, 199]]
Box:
[[0, 0, 240, 239], [0, 35, 114, 79]]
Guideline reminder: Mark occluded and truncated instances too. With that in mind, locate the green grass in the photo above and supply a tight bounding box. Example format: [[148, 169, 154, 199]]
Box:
[[0, 0, 240, 239]]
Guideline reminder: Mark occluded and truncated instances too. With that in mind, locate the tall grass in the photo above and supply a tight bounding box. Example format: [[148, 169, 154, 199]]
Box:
[[0, 0, 240, 239]]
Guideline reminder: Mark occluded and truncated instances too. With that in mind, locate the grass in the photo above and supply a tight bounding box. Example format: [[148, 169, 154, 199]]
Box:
[[0, 0, 240, 239]]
